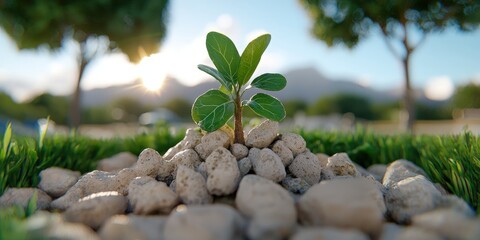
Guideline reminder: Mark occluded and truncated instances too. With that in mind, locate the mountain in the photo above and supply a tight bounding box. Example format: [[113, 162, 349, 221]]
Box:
[[81, 67, 415, 107]]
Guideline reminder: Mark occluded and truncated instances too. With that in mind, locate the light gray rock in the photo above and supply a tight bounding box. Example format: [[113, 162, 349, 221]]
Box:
[[291, 227, 369, 240], [27, 211, 100, 240], [288, 151, 322, 185], [250, 148, 286, 182], [380, 223, 442, 240], [280, 133, 306, 156], [434, 183, 449, 195], [245, 120, 279, 149], [326, 153, 358, 177], [367, 164, 388, 182], [298, 178, 384, 235], [164, 204, 245, 240], [63, 191, 127, 229], [271, 140, 294, 166], [386, 175, 442, 224], [363, 175, 388, 211], [97, 152, 137, 172], [0, 188, 51, 210], [133, 148, 164, 177], [170, 149, 201, 178], [230, 143, 249, 160], [50, 168, 137, 210], [354, 163, 371, 177], [175, 166, 212, 205], [235, 175, 296, 240], [157, 161, 175, 182], [316, 153, 329, 167], [38, 167, 81, 198], [412, 208, 480, 240], [195, 162, 208, 180], [321, 168, 336, 181], [383, 159, 428, 188], [163, 128, 202, 160], [128, 177, 179, 215], [169, 179, 176, 193], [51, 149, 163, 210], [99, 215, 168, 240], [195, 130, 231, 160], [237, 157, 252, 176], [438, 195, 476, 217], [205, 147, 241, 195], [281, 175, 310, 194]]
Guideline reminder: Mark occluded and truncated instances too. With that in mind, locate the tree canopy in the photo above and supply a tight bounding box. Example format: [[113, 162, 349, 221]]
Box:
[[0, 0, 169, 62], [299, 0, 480, 48], [307, 94, 375, 120], [299, 0, 480, 131], [452, 82, 480, 109], [0, 0, 170, 128]]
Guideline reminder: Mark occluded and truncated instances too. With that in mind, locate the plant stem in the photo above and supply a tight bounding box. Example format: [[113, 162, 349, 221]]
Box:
[[234, 92, 245, 144]]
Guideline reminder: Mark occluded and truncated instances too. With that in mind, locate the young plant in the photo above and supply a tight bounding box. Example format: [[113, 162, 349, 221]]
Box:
[[192, 31, 287, 144]]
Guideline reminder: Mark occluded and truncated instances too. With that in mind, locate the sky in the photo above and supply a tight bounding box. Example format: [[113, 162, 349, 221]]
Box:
[[0, 0, 479, 102]]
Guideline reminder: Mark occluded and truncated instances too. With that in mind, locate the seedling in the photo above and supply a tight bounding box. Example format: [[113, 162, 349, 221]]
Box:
[[192, 31, 286, 144]]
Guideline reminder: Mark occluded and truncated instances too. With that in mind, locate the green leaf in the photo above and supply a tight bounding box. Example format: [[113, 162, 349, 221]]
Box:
[[237, 34, 271, 85], [26, 191, 38, 217], [246, 93, 285, 121], [206, 32, 240, 85], [198, 64, 232, 91], [218, 85, 230, 95], [2, 123, 12, 160], [250, 73, 286, 91], [192, 89, 234, 132]]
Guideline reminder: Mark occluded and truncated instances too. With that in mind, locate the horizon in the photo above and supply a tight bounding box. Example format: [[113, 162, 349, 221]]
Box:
[[0, 0, 479, 102]]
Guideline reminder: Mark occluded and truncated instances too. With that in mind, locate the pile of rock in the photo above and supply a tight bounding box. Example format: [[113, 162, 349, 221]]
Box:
[[1, 120, 479, 240]]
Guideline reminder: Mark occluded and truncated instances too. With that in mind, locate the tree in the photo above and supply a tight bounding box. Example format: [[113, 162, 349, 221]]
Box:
[[0, 0, 169, 128], [110, 97, 152, 122], [161, 98, 192, 119], [299, 0, 480, 132], [307, 94, 375, 120], [283, 99, 308, 118], [27, 93, 70, 124], [452, 82, 480, 108]]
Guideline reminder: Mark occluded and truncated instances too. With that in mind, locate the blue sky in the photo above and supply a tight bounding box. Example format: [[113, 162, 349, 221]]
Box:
[[0, 0, 479, 102]]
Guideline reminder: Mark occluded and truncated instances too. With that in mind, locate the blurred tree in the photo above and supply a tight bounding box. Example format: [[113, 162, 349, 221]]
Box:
[[372, 101, 400, 120], [308, 94, 375, 120], [82, 106, 114, 124], [27, 93, 69, 124], [299, 0, 480, 131], [110, 97, 152, 122], [0, 0, 170, 129], [452, 82, 480, 108], [0, 92, 41, 121], [161, 98, 191, 119], [283, 99, 308, 118], [416, 103, 451, 120]]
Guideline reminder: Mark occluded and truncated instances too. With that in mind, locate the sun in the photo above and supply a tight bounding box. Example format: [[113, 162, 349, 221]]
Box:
[[137, 54, 167, 92]]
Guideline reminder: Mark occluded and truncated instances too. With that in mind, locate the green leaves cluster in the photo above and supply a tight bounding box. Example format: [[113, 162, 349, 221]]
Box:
[[192, 31, 287, 132]]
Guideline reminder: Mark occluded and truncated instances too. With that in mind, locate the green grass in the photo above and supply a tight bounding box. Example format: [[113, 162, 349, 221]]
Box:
[[0, 124, 479, 216], [0, 124, 184, 196], [301, 129, 480, 212]]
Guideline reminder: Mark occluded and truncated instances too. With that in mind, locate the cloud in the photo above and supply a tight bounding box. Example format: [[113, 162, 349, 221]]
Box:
[[424, 76, 454, 101], [82, 53, 138, 90]]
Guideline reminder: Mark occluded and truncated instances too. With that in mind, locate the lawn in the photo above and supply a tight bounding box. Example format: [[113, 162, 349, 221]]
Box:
[[1, 124, 479, 214]]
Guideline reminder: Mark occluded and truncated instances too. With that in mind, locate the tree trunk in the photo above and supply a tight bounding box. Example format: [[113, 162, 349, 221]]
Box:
[[70, 50, 88, 130], [402, 53, 415, 133], [233, 93, 245, 144]]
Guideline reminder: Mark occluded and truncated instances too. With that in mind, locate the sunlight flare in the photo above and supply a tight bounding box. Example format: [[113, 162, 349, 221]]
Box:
[[137, 54, 167, 92]]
